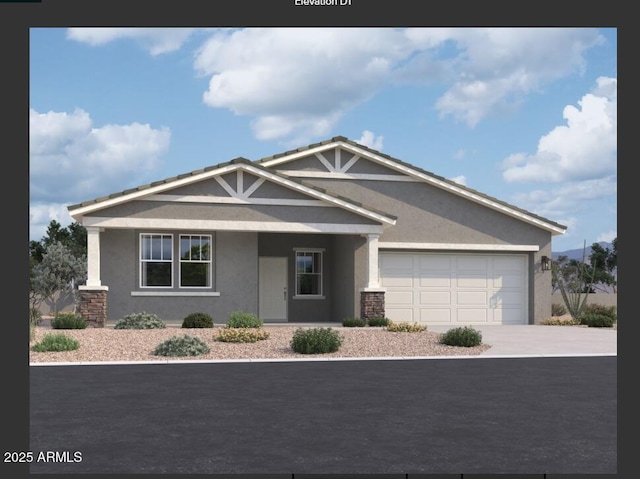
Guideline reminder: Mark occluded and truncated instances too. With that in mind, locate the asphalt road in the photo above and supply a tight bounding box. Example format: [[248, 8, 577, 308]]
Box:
[[29, 355, 617, 475]]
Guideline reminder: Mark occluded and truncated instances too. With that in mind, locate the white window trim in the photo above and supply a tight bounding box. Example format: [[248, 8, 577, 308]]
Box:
[[139, 233, 174, 289], [178, 234, 213, 289], [294, 248, 325, 299]]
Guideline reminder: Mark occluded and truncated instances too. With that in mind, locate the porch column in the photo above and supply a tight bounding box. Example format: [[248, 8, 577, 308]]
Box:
[[78, 227, 109, 327], [360, 234, 385, 322]]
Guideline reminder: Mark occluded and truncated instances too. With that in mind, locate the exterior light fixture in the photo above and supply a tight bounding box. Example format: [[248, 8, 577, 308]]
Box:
[[541, 255, 552, 271]]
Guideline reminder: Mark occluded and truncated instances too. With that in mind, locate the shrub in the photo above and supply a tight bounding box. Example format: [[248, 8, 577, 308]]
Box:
[[580, 304, 617, 323], [115, 311, 166, 330], [342, 317, 366, 327], [31, 333, 80, 352], [153, 335, 210, 357], [439, 326, 483, 347], [540, 317, 581, 326], [386, 321, 427, 333], [368, 317, 391, 327], [182, 312, 214, 328], [581, 313, 615, 328], [290, 327, 342, 354], [551, 303, 567, 316], [51, 312, 87, 330], [216, 328, 270, 343], [226, 311, 263, 329]]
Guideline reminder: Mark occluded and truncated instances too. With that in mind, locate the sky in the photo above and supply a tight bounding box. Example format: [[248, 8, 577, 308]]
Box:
[[29, 27, 617, 252]]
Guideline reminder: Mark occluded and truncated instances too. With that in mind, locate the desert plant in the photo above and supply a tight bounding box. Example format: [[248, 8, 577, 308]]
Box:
[[115, 311, 166, 329], [51, 312, 88, 329], [226, 311, 263, 329], [580, 304, 617, 323], [290, 327, 342, 354], [342, 317, 366, 327], [553, 241, 597, 321], [540, 317, 581, 326], [439, 326, 483, 347], [368, 317, 391, 327], [153, 335, 210, 357], [386, 321, 427, 333], [551, 303, 567, 317], [581, 313, 615, 328], [216, 328, 270, 343], [182, 312, 214, 328], [31, 332, 80, 352], [30, 307, 43, 326]]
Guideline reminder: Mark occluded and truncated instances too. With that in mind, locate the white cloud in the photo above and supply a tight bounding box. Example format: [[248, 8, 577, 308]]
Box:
[[357, 130, 384, 150], [65, 27, 605, 144], [30, 108, 171, 205], [66, 27, 198, 55], [29, 203, 76, 243], [597, 230, 617, 243], [501, 76, 617, 183]]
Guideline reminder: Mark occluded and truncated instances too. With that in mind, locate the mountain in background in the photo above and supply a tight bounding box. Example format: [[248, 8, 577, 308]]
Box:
[[552, 241, 613, 262]]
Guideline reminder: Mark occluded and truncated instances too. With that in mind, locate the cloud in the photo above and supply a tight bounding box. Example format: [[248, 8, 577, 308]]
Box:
[[357, 130, 384, 150], [501, 76, 617, 183], [66, 27, 198, 55], [449, 175, 467, 186], [29, 203, 77, 243], [30, 107, 171, 208], [66, 27, 605, 144]]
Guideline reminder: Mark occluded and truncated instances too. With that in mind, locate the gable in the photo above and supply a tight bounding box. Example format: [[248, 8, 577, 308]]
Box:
[[258, 137, 567, 236]]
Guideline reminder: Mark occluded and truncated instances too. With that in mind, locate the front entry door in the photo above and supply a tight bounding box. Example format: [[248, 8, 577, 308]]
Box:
[[259, 257, 288, 322]]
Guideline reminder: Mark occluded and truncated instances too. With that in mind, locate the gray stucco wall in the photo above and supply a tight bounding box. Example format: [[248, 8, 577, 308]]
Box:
[[305, 178, 554, 324], [100, 229, 258, 323]]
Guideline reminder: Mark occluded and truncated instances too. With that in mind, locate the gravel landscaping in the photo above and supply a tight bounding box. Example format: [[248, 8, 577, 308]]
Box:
[[29, 324, 492, 363]]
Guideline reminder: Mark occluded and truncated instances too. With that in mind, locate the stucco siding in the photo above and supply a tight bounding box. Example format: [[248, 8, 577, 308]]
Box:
[[86, 201, 379, 225], [330, 235, 358, 320]]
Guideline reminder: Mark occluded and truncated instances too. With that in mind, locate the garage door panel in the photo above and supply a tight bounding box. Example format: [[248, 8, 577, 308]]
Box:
[[457, 291, 488, 305], [386, 308, 415, 323], [456, 256, 488, 270], [457, 274, 488, 288], [386, 290, 414, 305], [380, 252, 527, 325], [381, 273, 413, 288], [457, 308, 489, 323], [420, 309, 451, 323], [420, 291, 451, 305], [419, 275, 451, 287]]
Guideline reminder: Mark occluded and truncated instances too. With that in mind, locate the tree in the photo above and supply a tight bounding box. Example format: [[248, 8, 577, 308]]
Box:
[[31, 242, 87, 315], [30, 220, 87, 264], [552, 240, 596, 321], [589, 237, 617, 293]]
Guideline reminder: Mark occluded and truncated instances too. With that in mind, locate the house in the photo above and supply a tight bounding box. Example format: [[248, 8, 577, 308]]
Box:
[[67, 136, 567, 327]]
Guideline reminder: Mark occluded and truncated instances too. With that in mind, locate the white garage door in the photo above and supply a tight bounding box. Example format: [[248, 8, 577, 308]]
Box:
[[380, 252, 528, 325]]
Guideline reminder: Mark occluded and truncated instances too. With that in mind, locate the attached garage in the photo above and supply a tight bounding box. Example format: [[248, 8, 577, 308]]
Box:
[[380, 252, 528, 325]]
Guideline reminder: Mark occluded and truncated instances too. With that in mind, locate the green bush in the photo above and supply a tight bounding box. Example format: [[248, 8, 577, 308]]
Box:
[[580, 304, 617, 323], [31, 333, 80, 352], [290, 327, 342, 354], [182, 312, 214, 328], [386, 321, 427, 332], [226, 311, 263, 329], [342, 317, 366, 327], [551, 303, 567, 316], [368, 317, 391, 327], [153, 335, 210, 357], [216, 328, 270, 343], [115, 311, 166, 329], [51, 312, 88, 330], [581, 313, 615, 328], [439, 326, 483, 347]]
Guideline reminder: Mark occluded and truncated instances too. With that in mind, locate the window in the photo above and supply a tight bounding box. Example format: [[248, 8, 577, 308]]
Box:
[[180, 235, 212, 288], [140, 234, 173, 287], [295, 250, 323, 296]]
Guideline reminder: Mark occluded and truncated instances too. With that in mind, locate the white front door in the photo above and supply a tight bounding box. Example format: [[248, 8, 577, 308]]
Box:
[[259, 257, 288, 322]]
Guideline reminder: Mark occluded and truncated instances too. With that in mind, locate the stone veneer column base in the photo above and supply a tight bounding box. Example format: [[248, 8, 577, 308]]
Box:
[[79, 289, 108, 328], [360, 290, 385, 322]]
